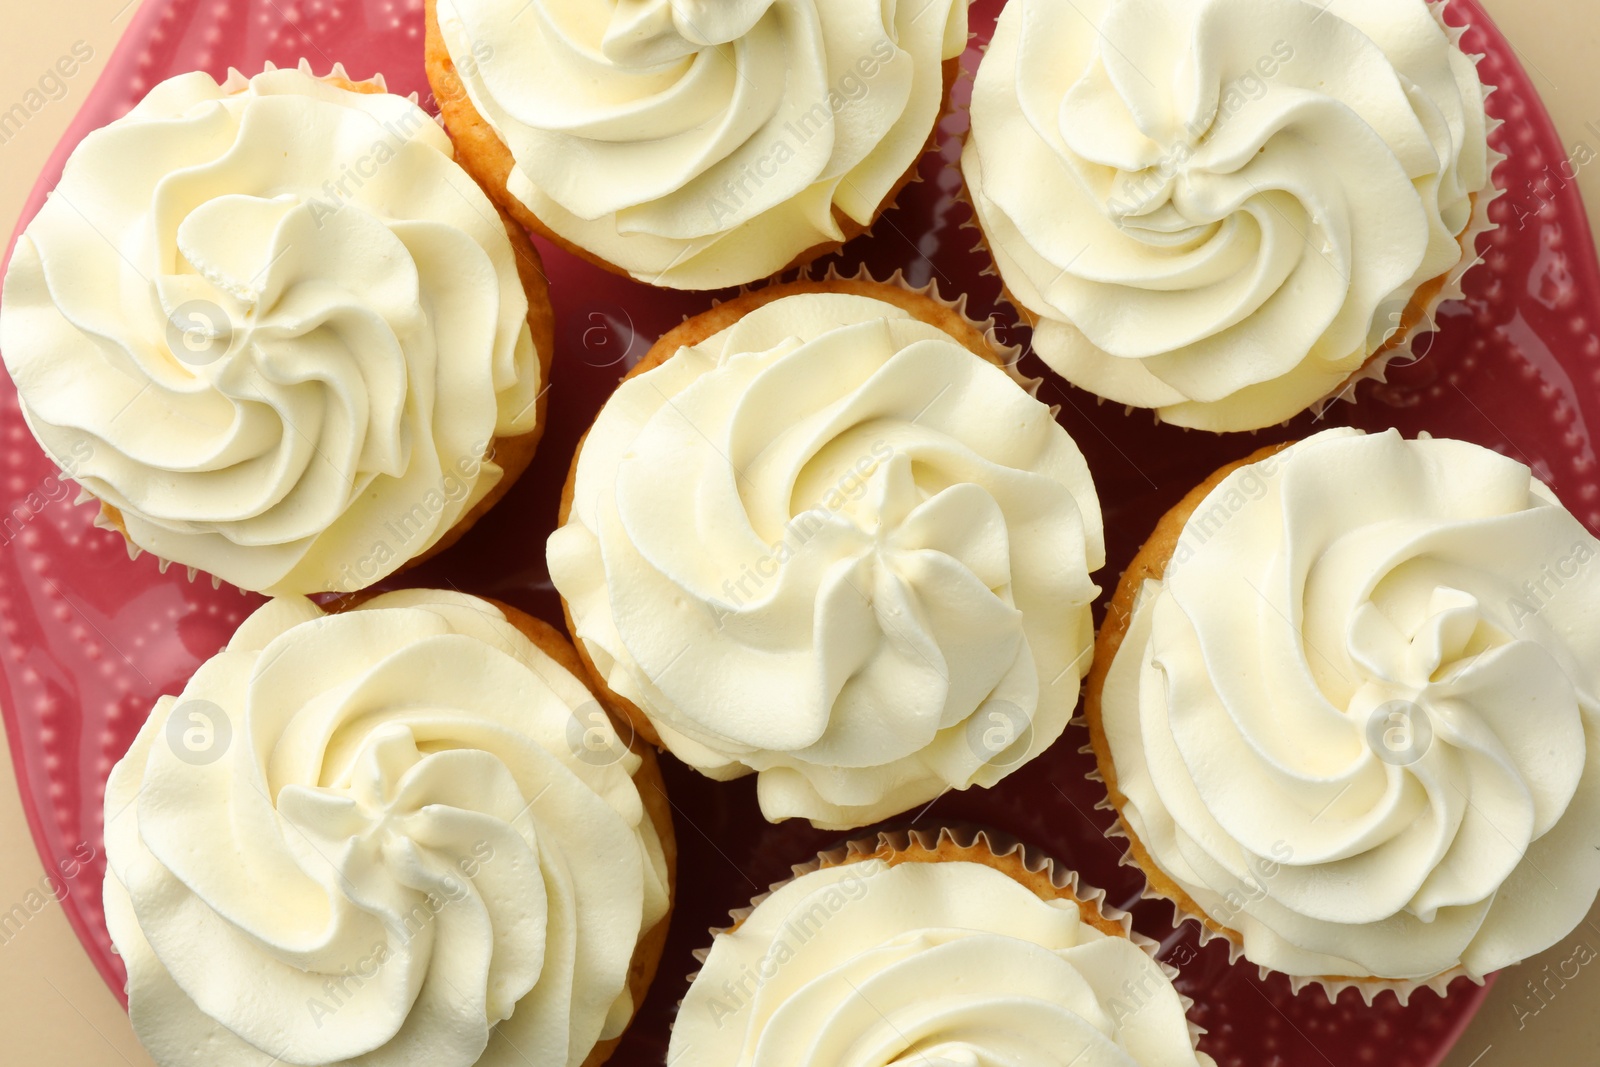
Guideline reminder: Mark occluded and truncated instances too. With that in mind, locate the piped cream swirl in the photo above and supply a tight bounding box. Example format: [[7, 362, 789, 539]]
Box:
[[435, 0, 969, 289], [548, 292, 1103, 830], [1101, 429, 1600, 979], [963, 0, 1490, 431], [0, 68, 542, 595], [103, 590, 670, 1067], [672, 859, 1214, 1066]]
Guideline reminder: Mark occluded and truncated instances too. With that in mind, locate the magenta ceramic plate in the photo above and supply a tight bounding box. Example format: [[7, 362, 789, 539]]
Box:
[[6, 0, 1591, 1063]]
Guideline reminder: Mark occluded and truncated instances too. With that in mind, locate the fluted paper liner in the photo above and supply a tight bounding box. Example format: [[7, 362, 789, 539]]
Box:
[[743, 260, 1039, 395], [425, 0, 967, 291], [675, 825, 1210, 1055], [958, 0, 1506, 432], [1084, 750, 1480, 1006], [1313, 3, 1507, 418], [1079, 443, 1488, 1007]]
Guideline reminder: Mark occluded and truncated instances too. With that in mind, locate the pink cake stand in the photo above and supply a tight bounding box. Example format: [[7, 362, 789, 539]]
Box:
[[5, 1, 1589, 1063]]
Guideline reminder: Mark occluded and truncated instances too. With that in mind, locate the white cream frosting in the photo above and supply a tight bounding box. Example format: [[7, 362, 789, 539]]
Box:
[[103, 590, 670, 1067], [0, 68, 542, 596], [963, 0, 1491, 432], [548, 292, 1103, 829], [434, 0, 968, 289], [1101, 428, 1600, 980], [673, 859, 1215, 1066]]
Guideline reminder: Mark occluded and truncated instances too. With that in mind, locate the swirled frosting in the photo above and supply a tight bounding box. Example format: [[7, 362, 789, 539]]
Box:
[[0, 68, 542, 595], [548, 292, 1103, 829], [103, 590, 671, 1066], [433, 0, 968, 289], [673, 858, 1214, 1066], [963, 0, 1491, 432], [1101, 428, 1600, 979]]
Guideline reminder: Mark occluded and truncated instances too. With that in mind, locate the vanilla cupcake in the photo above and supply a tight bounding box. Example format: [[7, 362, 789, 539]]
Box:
[[425, 0, 969, 290], [963, 0, 1495, 432], [103, 589, 674, 1067], [0, 65, 552, 596], [548, 279, 1104, 829], [673, 828, 1215, 1065], [1087, 428, 1600, 996]]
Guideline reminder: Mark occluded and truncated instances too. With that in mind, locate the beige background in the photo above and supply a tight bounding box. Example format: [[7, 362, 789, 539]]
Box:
[[0, 1, 1596, 1064]]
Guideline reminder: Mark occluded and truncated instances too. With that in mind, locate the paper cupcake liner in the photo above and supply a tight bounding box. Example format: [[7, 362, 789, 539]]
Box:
[[1312, 3, 1506, 420], [82, 454, 518, 600], [1075, 736, 1484, 1007], [219, 58, 414, 101], [83, 491, 234, 592], [958, 3, 1506, 432], [738, 260, 1041, 397], [678, 825, 1209, 1056], [82, 443, 533, 599], [266, 58, 419, 101], [429, 25, 965, 291], [1073, 440, 1485, 1005]]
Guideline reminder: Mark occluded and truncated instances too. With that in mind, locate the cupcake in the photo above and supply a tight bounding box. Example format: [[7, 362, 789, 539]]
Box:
[[0, 65, 553, 596], [673, 827, 1215, 1065], [103, 589, 674, 1067], [548, 278, 1104, 830], [1086, 428, 1600, 996], [963, 0, 1496, 432], [425, 0, 970, 290]]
